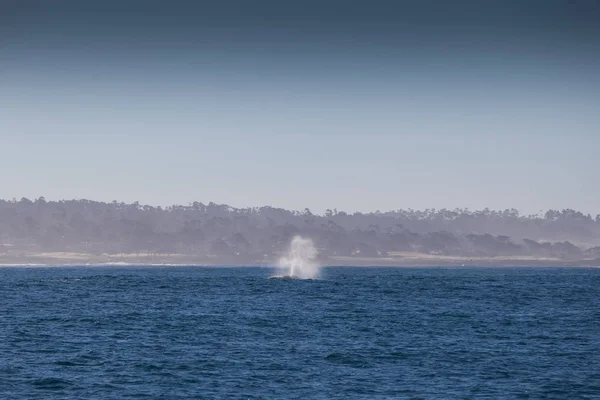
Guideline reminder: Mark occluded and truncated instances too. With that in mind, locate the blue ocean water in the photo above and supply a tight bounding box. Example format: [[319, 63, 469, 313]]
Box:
[[1, 266, 599, 399]]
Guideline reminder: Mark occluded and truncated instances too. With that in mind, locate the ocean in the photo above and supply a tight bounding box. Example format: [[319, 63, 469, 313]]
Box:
[[1, 266, 599, 399]]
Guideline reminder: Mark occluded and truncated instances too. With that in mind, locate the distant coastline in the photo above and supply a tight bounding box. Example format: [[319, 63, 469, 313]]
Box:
[[2, 198, 600, 269], [1, 251, 598, 268]]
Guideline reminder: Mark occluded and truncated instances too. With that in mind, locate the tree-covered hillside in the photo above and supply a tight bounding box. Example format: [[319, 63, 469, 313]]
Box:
[[1, 198, 600, 264]]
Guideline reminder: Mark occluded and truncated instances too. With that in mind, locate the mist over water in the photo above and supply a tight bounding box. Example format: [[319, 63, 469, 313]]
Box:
[[276, 236, 320, 279]]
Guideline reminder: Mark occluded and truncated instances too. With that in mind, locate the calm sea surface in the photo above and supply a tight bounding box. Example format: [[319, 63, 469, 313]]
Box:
[[1, 266, 599, 399]]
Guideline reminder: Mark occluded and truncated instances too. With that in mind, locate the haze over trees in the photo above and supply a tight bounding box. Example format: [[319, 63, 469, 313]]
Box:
[[1, 197, 600, 264]]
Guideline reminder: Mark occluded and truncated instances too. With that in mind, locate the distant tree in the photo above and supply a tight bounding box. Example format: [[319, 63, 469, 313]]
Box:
[[0, 197, 597, 262], [550, 241, 582, 259]]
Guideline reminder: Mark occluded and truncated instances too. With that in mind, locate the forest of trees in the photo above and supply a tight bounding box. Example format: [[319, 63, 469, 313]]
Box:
[[1, 197, 600, 264]]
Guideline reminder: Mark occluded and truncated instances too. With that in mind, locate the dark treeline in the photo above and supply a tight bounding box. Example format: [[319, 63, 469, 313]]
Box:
[[1, 197, 600, 262]]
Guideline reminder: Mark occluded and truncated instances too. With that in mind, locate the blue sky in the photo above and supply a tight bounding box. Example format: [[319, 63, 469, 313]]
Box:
[[1, 0, 599, 214]]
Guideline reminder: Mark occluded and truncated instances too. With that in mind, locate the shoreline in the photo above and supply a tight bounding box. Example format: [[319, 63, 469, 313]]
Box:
[[1, 251, 598, 268], [0, 260, 597, 268]]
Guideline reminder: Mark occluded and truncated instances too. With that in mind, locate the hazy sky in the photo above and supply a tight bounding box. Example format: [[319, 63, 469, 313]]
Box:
[[1, 0, 599, 214]]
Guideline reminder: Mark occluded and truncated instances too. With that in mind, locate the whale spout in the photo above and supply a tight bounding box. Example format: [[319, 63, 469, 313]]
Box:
[[275, 236, 320, 279], [268, 275, 300, 280]]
